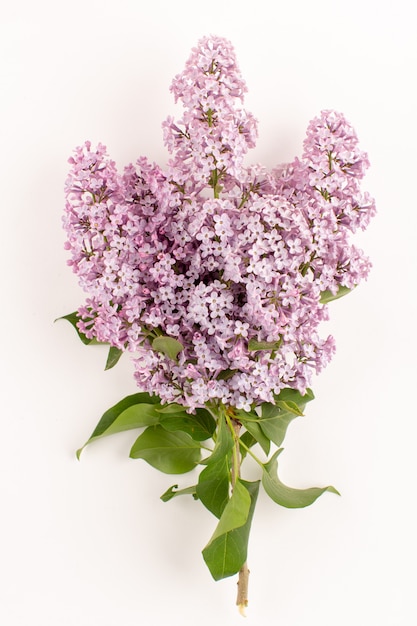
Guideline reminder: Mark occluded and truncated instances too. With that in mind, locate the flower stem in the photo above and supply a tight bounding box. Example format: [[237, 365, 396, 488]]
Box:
[[236, 562, 250, 616], [225, 412, 250, 615], [229, 415, 241, 488]]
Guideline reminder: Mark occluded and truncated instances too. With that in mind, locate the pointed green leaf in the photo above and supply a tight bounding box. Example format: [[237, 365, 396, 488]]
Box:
[[262, 449, 340, 508], [197, 414, 233, 517], [57, 311, 125, 372], [195, 408, 217, 437], [257, 388, 314, 447], [202, 479, 260, 581], [216, 368, 237, 381], [152, 336, 184, 361], [196, 455, 231, 519], [320, 285, 353, 304], [76, 393, 161, 458], [275, 400, 304, 416], [205, 479, 250, 539], [104, 346, 123, 370], [130, 425, 201, 474], [159, 408, 216, 441], [258, 403, 300, 447], [274, 387, 315, 407], [200, 415, 233, 466], [56, 311, 97, 345], [155, 403, 187, 415], [160, 484, 197, 502]]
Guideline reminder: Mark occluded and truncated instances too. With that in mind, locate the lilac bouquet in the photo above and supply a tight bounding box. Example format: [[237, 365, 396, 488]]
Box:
[[61, 36, 375, 612]]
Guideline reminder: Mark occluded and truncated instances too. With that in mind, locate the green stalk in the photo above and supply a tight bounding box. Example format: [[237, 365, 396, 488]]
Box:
[[225, 410, 250, 614], [238, 436, 264, 468], [224, 411, 241, 487]]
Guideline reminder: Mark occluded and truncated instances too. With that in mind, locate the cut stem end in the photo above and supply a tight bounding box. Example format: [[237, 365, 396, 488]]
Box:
[[236, 562, 250, 616]]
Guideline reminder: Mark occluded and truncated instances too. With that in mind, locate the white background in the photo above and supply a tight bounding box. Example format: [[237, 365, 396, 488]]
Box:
[[1, 1, 416, 624]]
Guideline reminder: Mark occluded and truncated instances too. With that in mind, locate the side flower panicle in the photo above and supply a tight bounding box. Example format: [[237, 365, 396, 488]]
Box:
[[63, 36, 375, 412]]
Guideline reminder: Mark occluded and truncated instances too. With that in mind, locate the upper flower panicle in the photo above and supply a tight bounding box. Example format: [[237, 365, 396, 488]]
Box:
[[171, 35, 248, 104], [163, 36, 258, 190]]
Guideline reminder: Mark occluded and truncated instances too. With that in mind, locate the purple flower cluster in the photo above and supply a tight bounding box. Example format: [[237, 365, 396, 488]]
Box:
[[63, 36, 375, 412]]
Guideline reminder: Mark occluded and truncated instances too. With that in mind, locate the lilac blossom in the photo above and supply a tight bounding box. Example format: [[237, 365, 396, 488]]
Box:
[[63, 36, 375, 412]]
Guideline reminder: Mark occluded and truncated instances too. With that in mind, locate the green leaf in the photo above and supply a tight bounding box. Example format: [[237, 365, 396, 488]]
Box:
[[274, 387, 315, 407], [56, 311, 96, 345], [320, 285, 353, 304], [216, 369, 237, 381], [200, 414, 233, 466], [197, 414, 233, 517], [202, 479, 260, 581], [76, 393, 161, 459], [257, 389, 314, 447], [248, 338, 282, 351], [130, 425, 201, 474], [57, 311, 124, 371], [275, 400, 304, 416], [262, 449, 340, 508], [152, 336, 184, 361], [195, 408, 217, 437], [258, 403, 301, 447], [160, 484, 197, 502], [104, 346, 123, 370], [196, 457, 230, 518], [159, 408, 216, 441], [155, 403, 187, 415], [236, 410, 270, 455]]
